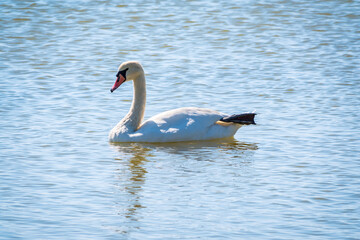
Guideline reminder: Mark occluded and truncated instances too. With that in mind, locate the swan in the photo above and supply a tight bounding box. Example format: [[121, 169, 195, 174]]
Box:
[[109, 61, 256, 142]]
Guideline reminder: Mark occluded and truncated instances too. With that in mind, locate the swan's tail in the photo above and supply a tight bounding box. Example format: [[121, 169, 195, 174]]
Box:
[[219, 113, 256, 125]]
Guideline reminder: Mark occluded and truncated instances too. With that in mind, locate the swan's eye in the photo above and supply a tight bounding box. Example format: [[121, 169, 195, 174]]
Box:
[[116, 68, 129, 79]]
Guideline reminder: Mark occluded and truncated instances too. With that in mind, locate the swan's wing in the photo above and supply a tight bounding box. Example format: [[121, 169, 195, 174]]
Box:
[[144, 107, 226, 128], [135, 107, 228, 141]]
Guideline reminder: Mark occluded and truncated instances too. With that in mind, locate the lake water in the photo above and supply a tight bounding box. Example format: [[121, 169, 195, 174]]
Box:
[[1, 0, 360, 239]]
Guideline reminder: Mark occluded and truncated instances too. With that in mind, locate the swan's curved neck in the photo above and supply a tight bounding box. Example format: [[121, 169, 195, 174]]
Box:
[[123, 73, 146, 131]]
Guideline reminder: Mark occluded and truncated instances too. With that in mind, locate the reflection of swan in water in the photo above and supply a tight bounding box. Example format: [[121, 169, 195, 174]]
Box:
[[111, 138, 258, 166], [110, 138, 257, 231], [112, 144, 152, 222]]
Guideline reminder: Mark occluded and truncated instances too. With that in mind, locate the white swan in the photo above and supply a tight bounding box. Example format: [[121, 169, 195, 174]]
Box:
[[109, 61, 256, 142]]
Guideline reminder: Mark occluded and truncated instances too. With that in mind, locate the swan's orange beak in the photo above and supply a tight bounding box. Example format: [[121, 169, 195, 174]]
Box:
[[110, 74, 126, 93]]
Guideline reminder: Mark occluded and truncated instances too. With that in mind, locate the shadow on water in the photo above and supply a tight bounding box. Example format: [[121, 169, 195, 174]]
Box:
[[110, 138, 258, 155], [109, 138, 258, 231]]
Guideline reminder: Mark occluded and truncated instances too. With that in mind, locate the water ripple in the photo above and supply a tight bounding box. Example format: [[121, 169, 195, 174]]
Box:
[[1, 0, 360, 239]]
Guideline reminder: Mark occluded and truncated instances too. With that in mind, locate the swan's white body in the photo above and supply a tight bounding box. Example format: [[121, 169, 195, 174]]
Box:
[[110, 107, 241, 142], [109, 61, 248, 143]]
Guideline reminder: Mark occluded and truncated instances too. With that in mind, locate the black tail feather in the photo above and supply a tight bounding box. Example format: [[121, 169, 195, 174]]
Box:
[[220, 113, 256, 125]]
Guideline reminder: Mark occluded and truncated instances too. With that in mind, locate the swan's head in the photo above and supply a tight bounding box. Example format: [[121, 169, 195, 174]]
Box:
[[110, 61, 144, 93]]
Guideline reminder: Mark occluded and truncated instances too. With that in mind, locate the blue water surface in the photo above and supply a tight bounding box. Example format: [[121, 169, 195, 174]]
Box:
[[1, 0, 360, 239]]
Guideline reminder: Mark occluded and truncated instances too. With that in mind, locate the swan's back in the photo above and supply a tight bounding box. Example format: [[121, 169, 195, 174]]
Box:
[[146, 107, 225, 126]]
